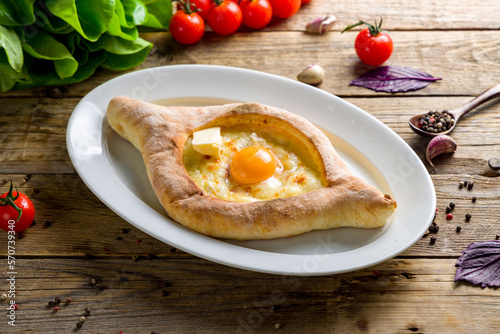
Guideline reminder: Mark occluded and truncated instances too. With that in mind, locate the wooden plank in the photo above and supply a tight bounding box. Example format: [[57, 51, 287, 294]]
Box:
[[2, 95, 500, 174], [1, 30, 499, 98], [0, 258, 498, 333], [0, 172, 498, 258]]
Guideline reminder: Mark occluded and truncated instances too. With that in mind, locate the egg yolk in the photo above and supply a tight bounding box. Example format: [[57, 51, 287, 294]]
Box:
[[230, 146, 278, 184]]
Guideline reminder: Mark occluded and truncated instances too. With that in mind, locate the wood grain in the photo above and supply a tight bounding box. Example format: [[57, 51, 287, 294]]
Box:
[[0, 257, 498, 333], [2, 30, 499, 98], [1, 0, 500, 332]]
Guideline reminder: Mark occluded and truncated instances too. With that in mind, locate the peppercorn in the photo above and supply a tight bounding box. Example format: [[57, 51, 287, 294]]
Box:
[[84, 307, 91, 316], [53, 306, 59, 313], [54, 297, 61, 305], [449, 202, 455, 210], [1, 294, 7, 300], [430, 236, 437, 244], [496, 234, 500, 240], [116, 236, 123, 241], [472, 196, 477, 203], [467, 182, 474, 190], [459, 181, 464, 189], [65, 298, 72, 305], [465, 214, 471, 222], [463, 181, 469, 187], [80, 316, 86, 323], [456, 226, 462, 233], [446, 214, 453, 220], [445, 207, 451, 214], [76, 322, 83, 329]]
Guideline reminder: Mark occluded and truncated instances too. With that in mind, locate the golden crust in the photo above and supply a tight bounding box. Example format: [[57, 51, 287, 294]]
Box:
[[107, 96, 397, 240]]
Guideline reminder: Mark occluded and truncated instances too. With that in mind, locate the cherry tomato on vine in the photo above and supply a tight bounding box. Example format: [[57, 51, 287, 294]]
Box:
[[207, 0, 243, 36], [268, 0, 300, 19], [0, 181, 35, 233], [240, 0, 272, 30], [179, 0, 211, 20], [341, 18, 393, 66], [169, 1, 205, 45]]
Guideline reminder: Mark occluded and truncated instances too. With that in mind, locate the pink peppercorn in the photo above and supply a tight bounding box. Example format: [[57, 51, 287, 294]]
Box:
[[446, 213, 453, 220], [53, 306, 59, 312]]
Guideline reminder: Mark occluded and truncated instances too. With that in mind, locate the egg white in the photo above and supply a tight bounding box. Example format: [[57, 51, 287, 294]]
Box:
[[183, 128, 324, 202]]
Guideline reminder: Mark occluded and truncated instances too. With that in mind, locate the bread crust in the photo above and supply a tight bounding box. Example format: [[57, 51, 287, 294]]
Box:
[[107, 96, 397, 240]]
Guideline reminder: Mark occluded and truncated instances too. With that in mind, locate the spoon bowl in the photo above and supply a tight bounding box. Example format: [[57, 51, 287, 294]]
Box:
[[409, 83, 500, 138]]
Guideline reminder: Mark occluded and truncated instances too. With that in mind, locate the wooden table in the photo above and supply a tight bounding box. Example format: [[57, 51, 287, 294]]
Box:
[[1, 1, 500, 332]]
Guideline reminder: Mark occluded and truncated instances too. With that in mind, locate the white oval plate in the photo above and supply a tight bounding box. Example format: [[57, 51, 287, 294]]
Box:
[[67, 65, 435, 276]]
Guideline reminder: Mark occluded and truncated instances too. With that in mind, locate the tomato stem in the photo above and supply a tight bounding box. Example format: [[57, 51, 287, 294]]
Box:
[[0, 181, 22, 222], [173, 0, 200, 15], [341, 17, 385, 36]]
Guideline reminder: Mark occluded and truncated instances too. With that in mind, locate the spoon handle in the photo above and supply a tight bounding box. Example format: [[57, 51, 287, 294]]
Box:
[[451, 83, 500, 119]]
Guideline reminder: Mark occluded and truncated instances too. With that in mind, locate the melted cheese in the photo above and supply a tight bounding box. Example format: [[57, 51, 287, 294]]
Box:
[[183, 128, 324, 202]]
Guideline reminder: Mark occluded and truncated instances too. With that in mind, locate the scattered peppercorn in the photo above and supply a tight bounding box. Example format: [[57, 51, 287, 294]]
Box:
[[48, 300, 56, 307], [80, 316, 86, 323], [30, 220, 37, 227], [116, 236, 123, 241], [53, 306, 59, 313], [275, 323, 282, 329], [65, 298, 72, 305], [372, 270, 380, 277], [446, 213, 453, 220], [429, 222, 439, 233], [467, 182, 474, 190], [449, 202, 455, 210], [54, 297, 61, 305], [44, 220, 52, 227], [122, 228, 130, 234], [445, 207, 451, 213], [472, 196, 477, 203], [13, 304, 17, 310], [456, 226, 462, 233], [430, 236, 437, 244], [137, 239, 142, 243], [463, 181, 469, 187], [496, 234, 500, 240], [84, 307, 91, 316], [132, 255, 139, 262], [91, 278, 96, 285], [459, 181, 464, 188], [76, 322, 83, 329], [465, 214, 472, 222]]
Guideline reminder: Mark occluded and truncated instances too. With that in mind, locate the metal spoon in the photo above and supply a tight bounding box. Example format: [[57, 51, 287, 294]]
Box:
[[409, 83, 500, 138]]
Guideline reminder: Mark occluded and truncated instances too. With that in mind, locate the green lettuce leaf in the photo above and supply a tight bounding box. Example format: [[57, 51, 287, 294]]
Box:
[[23, 30, 78, 79], [101, 43, 152, 71], [107, 1, 139, 41], [140, 0, 171, 29], [14, 50, 108, 90], [0, 0, 36, 26], [33, 3, 74, 34], [121, 0, 148, 27], [0, 51, 30, 92], [0, 25, 23, 72], [45, 0, 115, 42]]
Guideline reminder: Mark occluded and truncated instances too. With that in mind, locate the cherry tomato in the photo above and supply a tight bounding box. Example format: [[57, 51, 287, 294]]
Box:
[[179, 0, 211, 20], [240, 0, 272, 30], [0, 182, 35, 233], [169, 6, 205, 45], [268, 0, 300, 19], [342, 19, 393, 66], [301, 0, 312, 4], [207, 0, 242, 36]]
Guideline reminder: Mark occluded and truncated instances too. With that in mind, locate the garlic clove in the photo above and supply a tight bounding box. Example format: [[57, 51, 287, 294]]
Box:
[[297, 64, 324, 85], [305, 15, 337, 34], [425, 134, 457, 169]]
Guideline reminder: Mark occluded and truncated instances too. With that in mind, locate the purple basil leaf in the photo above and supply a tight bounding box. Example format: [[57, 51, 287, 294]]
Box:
[[350, 66, 442, 93], [455, 240, 500, 287]]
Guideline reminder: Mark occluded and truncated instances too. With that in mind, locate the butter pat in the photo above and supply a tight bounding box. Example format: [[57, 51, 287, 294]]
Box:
[[192, 127, 221, 156]]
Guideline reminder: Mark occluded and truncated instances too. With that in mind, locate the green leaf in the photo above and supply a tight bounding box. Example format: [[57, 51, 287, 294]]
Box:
[[0, 25, 23, 72], [0, 51, 30, 92], [0, 0, 36, 26], [85, 33, 151, 55], [107, 6, 139, 41], [33, 4, 74, 34], [101, 42, 152, 70], [140, 0, 172, 29], [45, 0, 115, 42], [121, 0, 148, 27], [14, 50, 108, 90], [23, 30, 78, 79]]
